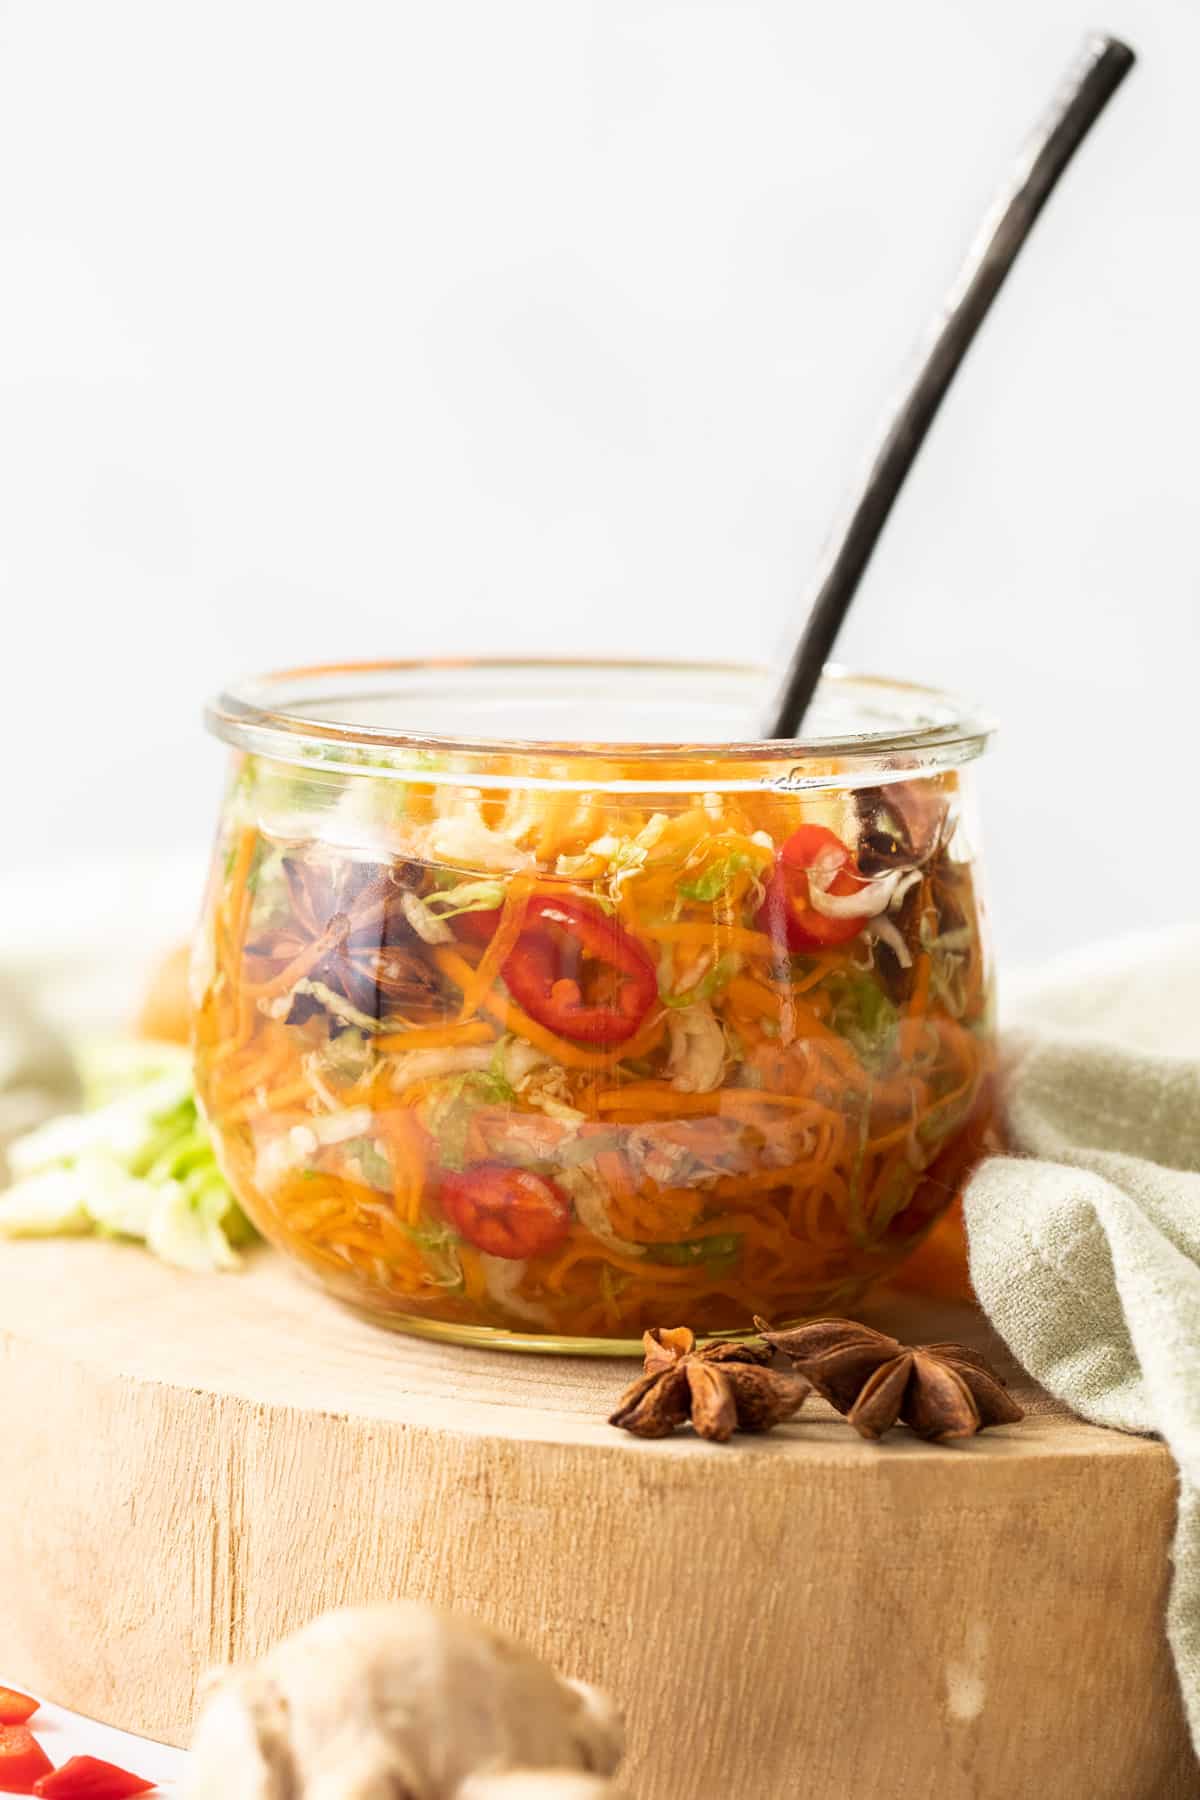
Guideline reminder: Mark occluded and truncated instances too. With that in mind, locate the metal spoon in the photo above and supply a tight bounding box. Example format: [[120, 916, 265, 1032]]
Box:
[[764, 33, 1136, 741]]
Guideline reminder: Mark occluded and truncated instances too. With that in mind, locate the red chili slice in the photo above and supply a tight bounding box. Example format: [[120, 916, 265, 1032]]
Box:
[[500, 896, 657, 1044], [32, 1762, 156, 1800], [33, 1760, 156, 1800], [757, 823, 868, 951], [452, 907, 502, 945], [0, 1727, 53, 1795], [441, 1161, 571, 1260], [0, 1697, 37, 1729]]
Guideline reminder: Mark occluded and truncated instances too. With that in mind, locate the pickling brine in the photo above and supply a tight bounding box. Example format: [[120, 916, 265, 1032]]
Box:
[[194, 664, 996, 1351]]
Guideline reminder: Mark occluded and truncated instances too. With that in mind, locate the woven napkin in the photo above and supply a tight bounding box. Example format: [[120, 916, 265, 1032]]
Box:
[[965, 924, 1200, 1753]]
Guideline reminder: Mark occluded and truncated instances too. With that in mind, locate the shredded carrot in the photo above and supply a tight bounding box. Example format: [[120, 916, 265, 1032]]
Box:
[[534, 791, 580, 860], [606, 1179, 704, 1244], [377, 1111, 427, 1227], [727, 976, 840, 1049], [207, 1032, 291, 1101], [724, 975, 779, 1017], [910, 953, 932, 1019], [222, 828, 258, 962], [790, 959, 836, 996], [643, 920, 777, 959], [545, 1236, 704, 1291], [455, 872, 536, 1021], [227, 1077, 315, 1123], [712, 1159, 842, 1199], [593, 1084, 842, 1119], [375, 1019, 497, 1053], [458, 1246, 487, 1303]]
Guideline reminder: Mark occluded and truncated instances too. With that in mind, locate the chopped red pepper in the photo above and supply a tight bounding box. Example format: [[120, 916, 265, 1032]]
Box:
[[451, 907, 502, 945], [441, 1160, 571, 1260], [500, 895, 657, 1044], [33, 1758, 155, 1800], [0, 1699, 36, 1730], [757, 823, 868, 951], [0, 1727, 53, 1794]]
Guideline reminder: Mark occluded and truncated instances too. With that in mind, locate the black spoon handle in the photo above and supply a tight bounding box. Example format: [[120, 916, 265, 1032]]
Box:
[[763, 33, 1136, 741]]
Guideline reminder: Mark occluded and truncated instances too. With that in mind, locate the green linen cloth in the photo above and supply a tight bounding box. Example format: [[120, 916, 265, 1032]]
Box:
[[965, 925, 1200, 1753]]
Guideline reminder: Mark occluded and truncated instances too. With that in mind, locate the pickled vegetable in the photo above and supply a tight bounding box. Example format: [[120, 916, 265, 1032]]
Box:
[[193, 756, 995, 1344]]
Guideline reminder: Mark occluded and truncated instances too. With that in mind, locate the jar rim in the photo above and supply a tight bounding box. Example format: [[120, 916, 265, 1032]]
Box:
[[206, 657, 992, 790]]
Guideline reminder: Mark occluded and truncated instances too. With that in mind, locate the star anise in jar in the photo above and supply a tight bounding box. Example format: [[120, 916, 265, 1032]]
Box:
[[246, 851, 448, 1024], [609, 1327, 811, 1444], [855, 781, 948, 875], [754, 1316, 1023, 1443]]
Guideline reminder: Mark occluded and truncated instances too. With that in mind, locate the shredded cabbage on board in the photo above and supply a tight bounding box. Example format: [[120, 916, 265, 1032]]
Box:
[[0, 1039, 253, 1272]]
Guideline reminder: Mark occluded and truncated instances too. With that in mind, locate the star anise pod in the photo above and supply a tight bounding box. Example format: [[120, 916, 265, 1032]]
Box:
[[855, 781, 947, 874], [609, 1327, 811, 1444], [247, 851, 447, 1024], [753, 1316, 1023, 1443]]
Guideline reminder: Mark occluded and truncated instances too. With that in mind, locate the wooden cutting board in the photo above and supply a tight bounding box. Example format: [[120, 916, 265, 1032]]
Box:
[[0, 1238, 1192, 1800]]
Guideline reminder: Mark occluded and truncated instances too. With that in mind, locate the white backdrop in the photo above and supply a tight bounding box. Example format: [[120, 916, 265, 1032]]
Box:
[[1, 0, 1195, 968]]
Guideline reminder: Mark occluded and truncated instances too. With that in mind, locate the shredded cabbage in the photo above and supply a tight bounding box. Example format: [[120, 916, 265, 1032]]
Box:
[[556, 1165, 645, 1259], [0, 1165, 93, 1236], [146, 1179, 242, 1273], [555, 815, 670, 888], [676, 852, 754, 903], [661, 952, 740, 1010], [827, 973, 900, 1071], [399, 890, 454, 945], [391, 1046, 496, 1097], [338, 1136, 394, 1191], [424, 878, 507, 919], [0, 1040, 252, 1271], [400, 1220, 464, 1291], [425, 815, 533, 873], [499, 1037, 587, 1123], [478, 1253, 553, 1324], [421, 1069, 516, 1170], [807, 863, 921, 921], [264, 979, 382, 1034], [666, 1005, 727, 1094]]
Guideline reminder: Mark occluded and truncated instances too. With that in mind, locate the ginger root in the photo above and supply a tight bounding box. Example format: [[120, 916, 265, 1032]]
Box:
[[185, 1603, 629, 1800]]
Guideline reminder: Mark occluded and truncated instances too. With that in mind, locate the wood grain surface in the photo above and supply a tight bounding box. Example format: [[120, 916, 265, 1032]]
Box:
[[0, 1238, 1193, 1799]]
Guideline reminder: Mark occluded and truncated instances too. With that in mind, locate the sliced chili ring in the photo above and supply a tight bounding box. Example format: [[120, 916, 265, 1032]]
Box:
[[500, 895, 657, 1044], [452, 907, 503, 945], [757, 823, 868, 951], [440, 1161, 571, 1260]]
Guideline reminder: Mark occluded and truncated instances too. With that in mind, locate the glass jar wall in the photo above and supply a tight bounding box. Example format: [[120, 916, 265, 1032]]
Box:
[[193, 661, 995, 1351]]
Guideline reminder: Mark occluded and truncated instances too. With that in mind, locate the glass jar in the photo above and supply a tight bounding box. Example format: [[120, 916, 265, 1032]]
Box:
[[193, 660, 995, 1352]]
